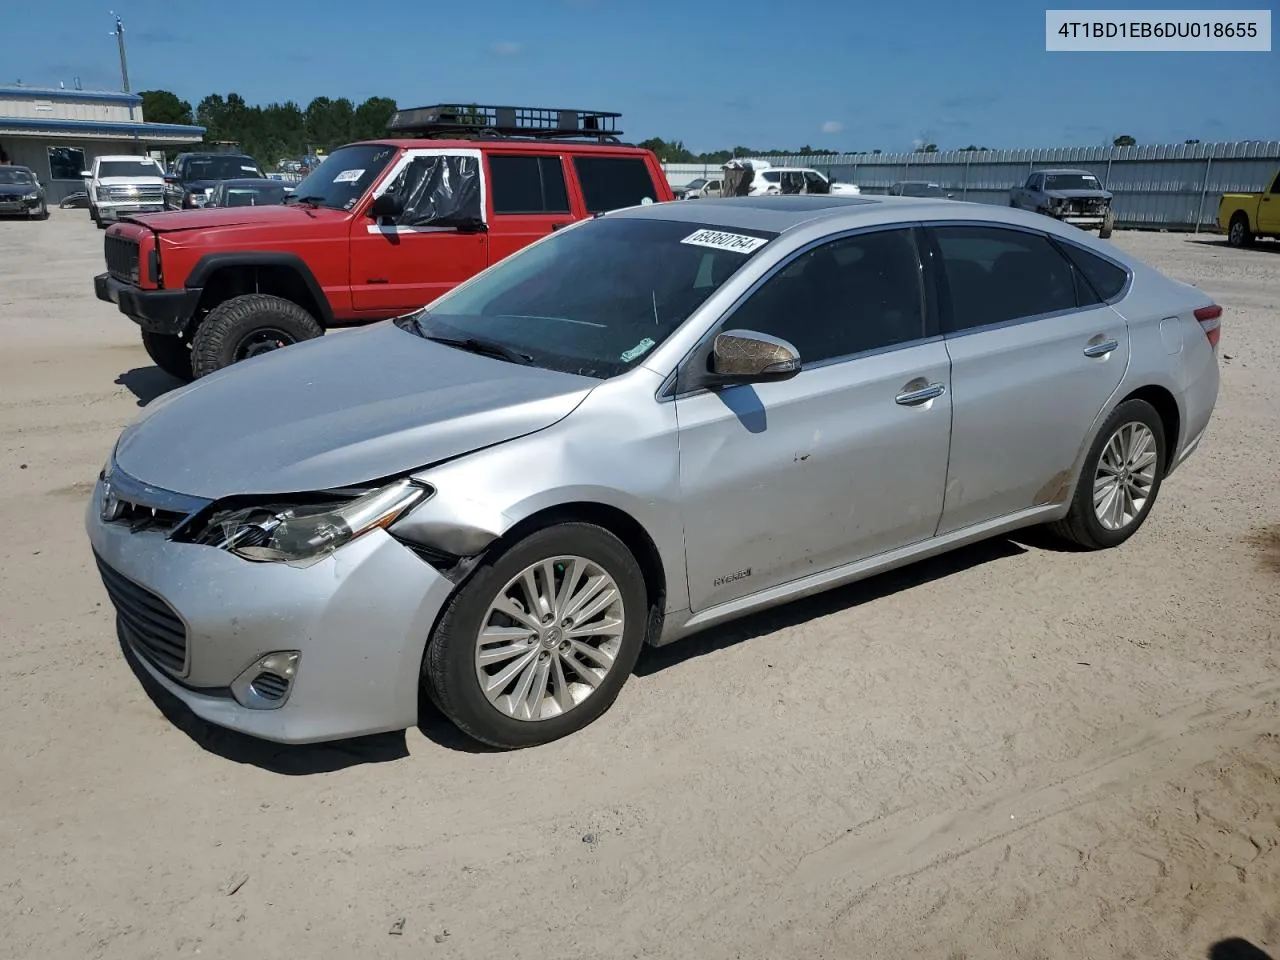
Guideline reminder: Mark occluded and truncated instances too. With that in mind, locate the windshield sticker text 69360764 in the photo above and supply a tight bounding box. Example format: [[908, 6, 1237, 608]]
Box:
[[680, 229, 768, 254]]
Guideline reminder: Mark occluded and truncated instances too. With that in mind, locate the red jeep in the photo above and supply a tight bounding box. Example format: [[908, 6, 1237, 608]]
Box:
[[93, 105, 674, 380]]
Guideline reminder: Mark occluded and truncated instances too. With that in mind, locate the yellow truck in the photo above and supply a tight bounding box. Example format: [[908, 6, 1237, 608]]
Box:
[[1218, 167, 1280, 247]]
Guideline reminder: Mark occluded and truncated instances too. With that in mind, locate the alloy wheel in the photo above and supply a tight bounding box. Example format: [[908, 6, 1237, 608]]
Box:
[[1093, 421, 1158, 531]]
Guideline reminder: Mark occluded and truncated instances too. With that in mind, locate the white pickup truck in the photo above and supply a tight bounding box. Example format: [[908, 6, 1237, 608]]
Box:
[[82, 155, 167, 228]]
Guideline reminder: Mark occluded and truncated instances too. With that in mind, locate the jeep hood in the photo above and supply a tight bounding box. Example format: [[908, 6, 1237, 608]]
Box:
[[126, 203, 347, 233], [112, 322, 597, 500]]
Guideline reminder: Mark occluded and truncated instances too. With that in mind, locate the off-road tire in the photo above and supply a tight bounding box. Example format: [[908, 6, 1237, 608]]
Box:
[[141, 331, 193, 382], [424, 522, 649, 749], [1228, 213, 1254, 248], [1098, 210, 1115, 239], [189, 293, 323, 378], [1049, 399, 1166, 551]]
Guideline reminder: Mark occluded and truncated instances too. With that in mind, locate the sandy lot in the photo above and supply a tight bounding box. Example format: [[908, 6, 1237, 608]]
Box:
[[1, 209, 1277, 960]]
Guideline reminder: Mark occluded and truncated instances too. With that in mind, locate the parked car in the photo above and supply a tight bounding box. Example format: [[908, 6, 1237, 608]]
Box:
[[0, 165, 48, 219], [1217, 166, 1280, 247], [163, 152, 265, 210], [87, 194, 1221, 750], [94, 104, 675, 381], [890, 180, 952, 199], [82, 155, 166, 228], [722, 159, 860, 197], [680, 177, 721, 199], [1010, 168, 1115, 238], [206, 178, 293, 208]]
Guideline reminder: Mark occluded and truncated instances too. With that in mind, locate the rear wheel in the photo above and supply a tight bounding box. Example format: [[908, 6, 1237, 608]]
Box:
[[189, 293, 323, 378], [1049, 399, 1166, 550], [141, 331, 193, 382], [424, 522, 648, 749], [1228, 214, 1254, 248]]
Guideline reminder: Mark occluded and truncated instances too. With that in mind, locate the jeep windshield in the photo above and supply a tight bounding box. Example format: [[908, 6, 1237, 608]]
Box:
[[397, 217, 778, 379], [287, 144, 398, 211], [98, 160, 163, 178], [1043, 173, 1102, 191]]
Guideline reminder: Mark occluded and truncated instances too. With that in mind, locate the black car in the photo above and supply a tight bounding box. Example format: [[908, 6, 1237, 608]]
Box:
[[164, 153, 265, 210], [206, 178, 293, 208], [0, 165, 48, 220]]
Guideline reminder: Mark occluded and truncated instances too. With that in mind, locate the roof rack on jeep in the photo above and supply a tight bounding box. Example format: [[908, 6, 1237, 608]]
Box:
[[386, 104, 624, 143]]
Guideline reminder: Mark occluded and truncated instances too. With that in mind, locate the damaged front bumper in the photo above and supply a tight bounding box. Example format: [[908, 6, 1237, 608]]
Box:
[[85, 473, 457, 743]]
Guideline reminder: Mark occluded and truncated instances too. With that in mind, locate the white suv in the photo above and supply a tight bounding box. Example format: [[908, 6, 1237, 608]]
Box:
[[722, 159, 860, 198], [83, 155, 166, 228]]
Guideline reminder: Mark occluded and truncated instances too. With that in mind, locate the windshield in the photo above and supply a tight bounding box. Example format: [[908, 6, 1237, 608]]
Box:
[[288, 144, 398, 211], [0, 168, 34, 185], [398, 217, 778, 379], [1043, 173, 1101, 191], [687, 178, 707, 189], [98, 160, 163, 179], [185, 155, 263, 181]]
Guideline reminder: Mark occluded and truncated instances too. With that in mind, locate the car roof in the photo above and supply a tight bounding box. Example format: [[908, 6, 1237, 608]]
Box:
[[611, 194, 1107, 237], [1036, 168, 1096, 175]]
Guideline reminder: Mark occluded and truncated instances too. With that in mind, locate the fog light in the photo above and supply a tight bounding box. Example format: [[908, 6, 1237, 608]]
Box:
[[231, 651, 300, 710]]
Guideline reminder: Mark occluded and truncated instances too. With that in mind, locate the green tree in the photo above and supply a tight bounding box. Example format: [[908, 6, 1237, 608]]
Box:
[[352, 97, 398, 140], [139, 89, 193, 126], [1113, 134, 1137, 147]]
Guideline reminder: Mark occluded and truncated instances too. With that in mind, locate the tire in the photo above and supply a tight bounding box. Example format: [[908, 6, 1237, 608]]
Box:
[[89, 204, 99, 224], [425, 522, 649, 749], [1227, 213, 1254, 249], [141, 331, 193, 382], [1049, 399, 1167, 550], [1098, 210, 1115, 239], [189, 293, 323, 378]]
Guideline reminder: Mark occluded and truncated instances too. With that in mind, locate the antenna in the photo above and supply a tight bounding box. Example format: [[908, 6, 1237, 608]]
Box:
[[109, 12, 130, 93]]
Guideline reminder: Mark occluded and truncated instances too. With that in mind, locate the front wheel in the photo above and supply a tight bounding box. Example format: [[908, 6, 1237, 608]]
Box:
[[425, 522, 649, 749], [1049, 399, 1166, 550], [1098, 210, 1115, 239], [141, 330, 193, 382], [189, 293, 323, 378]]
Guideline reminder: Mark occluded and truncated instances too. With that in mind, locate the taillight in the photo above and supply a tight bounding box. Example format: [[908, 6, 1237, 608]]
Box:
[[1194, 304, 1222, 348]]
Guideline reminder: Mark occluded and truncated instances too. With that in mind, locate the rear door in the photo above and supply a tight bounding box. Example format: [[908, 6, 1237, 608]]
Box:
[[484, 152, 576, 267], [349, 148, 489, 314], [928, 223, 1130, 534]]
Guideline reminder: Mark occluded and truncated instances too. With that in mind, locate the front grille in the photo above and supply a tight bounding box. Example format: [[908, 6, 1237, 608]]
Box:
[[104, 234, 141, 284], [105, 497, 187, 534], [94, 553, 188, 675]]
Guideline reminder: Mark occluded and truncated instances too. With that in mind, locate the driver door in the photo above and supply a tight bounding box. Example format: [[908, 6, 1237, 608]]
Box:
[[350, 148, 489, 314]]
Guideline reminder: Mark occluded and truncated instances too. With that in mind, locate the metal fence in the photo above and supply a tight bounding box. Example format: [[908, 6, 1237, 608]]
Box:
[[665, 141, 1280, 231]]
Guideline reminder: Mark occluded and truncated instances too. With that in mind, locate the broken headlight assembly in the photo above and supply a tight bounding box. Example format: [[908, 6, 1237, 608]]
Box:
[[190, 479, 431, 566]]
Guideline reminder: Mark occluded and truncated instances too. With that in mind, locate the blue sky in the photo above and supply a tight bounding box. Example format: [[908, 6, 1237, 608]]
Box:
[[6, 0, 1275, 152]]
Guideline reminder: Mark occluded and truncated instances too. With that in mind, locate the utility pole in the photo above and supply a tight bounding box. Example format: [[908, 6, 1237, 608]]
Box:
[[110, 13, 130, 93]]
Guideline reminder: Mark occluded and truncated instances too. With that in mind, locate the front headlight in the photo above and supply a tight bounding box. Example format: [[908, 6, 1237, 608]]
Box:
[[22, 192, 38, 201], [201, 479, 430, 565]]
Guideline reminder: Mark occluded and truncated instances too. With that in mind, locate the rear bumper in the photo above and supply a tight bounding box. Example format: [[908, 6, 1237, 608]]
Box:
[[94, 272, 200, 336]]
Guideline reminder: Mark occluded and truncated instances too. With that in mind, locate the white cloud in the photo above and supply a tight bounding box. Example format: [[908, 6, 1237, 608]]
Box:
[[821, 120, 844, 134], [491, 41, 522, 55]]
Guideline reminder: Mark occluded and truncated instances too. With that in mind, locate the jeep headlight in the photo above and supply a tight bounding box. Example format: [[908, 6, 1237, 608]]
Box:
[[200, 479, 430, 565]]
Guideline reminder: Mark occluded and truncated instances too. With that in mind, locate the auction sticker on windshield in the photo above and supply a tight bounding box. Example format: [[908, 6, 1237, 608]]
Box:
[[680, 229, 768, 254], [333, 169, 365, 184]]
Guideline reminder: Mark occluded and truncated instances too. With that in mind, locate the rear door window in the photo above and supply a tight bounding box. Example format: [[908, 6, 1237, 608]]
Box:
[[571, 156, 658, 213], [488, 155, 570, 214], [932, 225, 1077, 332], [1058, 241, 1129, 302]]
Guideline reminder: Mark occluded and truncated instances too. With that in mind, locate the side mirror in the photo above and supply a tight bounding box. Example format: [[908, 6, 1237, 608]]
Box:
[[706, 329, 802, 386], [80, 170, 92, 178], [369, 193, 404, 219]]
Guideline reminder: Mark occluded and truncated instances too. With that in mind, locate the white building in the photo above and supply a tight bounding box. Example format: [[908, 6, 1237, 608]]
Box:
[[0, 86, 205, 202]]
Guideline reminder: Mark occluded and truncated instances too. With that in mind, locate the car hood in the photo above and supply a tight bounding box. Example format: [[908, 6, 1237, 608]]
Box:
[[0, 183, 37, 196], [113, 322, 598, 500], [96, 176, 164, 186], [126, 203, 346, 233], [1044, 188, 1113, 200]]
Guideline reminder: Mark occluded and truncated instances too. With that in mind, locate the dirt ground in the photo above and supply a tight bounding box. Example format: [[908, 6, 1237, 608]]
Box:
[[1, 209, 1278, 960]]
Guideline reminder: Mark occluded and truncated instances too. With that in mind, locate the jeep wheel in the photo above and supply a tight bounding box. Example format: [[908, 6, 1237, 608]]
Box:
[[141, 331, 193, 381], [190, 293, 323, 378]]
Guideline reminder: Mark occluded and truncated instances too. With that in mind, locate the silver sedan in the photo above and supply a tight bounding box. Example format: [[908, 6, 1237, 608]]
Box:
[[86, 195, 1222, 749]]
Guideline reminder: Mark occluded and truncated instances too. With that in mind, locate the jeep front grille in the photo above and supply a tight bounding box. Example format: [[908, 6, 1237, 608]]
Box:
[[105, 234, 141, 284]]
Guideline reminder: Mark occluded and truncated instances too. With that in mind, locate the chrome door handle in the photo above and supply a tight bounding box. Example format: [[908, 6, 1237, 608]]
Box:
[[1083, 338, 1120, 358], [895, 382, 946, 406]]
